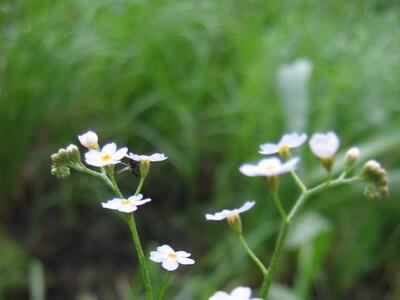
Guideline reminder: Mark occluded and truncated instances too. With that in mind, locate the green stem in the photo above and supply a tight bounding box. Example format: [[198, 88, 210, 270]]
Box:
[[135, 177, 146, 195], [271, 192, 287, 222], [238, 234, 267, 275], [261, 221, 289, 298], [261, 175, 363, 298], [157, 272, 172, 300], [290, 171, 307, 192], [126, 214, 154, 300]]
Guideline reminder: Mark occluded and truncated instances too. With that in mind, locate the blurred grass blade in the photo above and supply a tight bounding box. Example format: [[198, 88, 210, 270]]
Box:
[[29, 260, 45, 300]]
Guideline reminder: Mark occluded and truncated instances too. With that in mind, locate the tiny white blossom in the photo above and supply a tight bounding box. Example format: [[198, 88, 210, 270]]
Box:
[[78, 130, 98, 149], [346, 147, 360, 161], [239, 157, 299, 177], [205, 201, 255, 221], [85, 143, 128, 167], [209, 287, 262, 300], [309, 132, 340, 159], [126, 152, 168, 162], [150, 245, 195, 271], [259, 132, 307, 155], [101, 194, 151, 213]]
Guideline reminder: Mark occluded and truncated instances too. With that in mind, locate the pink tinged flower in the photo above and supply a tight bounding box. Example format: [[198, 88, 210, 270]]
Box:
[[126, 153, 168, 162], [239, 157, 300, 177], [309, 132, 340, 159], [259, 132, 307, 155], [85, 143, 128, 167], [205, 201, 255, 221], [101, 194, 151, 213], [209, 287, 262, 300], [149, 245, 195, 271], [78, 130, 99, 149]]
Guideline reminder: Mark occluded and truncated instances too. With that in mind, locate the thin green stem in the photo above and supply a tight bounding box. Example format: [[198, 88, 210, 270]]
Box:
[[271, 192, 287, 222], [126, 214, 154, 300], [290, 171, 307, 192], [135, 177, 146, 195], [109, 173, 124, 198], [238, 234, 267, 275], [157, 272, 172, 300], [261, 175, 363, 297], [261, 221, 289, 298]]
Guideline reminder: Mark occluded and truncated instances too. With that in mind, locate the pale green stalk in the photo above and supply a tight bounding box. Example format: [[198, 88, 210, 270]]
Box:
[[238, 234, 267, 276], [157, 272, 172, 300]]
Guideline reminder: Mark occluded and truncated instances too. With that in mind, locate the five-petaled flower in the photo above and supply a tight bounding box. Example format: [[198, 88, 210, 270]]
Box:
[[126, 153, 168, 163], [205, 201, 255, 221], [259, 132, 307, 156], [239, 157, 299, 177], [78, 130, 99, 149], [309, 132, 340, 159], [85, 143, 128, 167], [149, 245, 195, 271], [209, 286, 262, 300], [101, 194, 151, 213]]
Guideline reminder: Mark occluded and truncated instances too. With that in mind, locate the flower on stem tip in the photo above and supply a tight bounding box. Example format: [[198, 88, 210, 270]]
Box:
[[259, 132, 307, 156], [126, 153, 168, 162], [239, 157, 299, 177], [209, 286, 262, 300], [205, 201, 255, 221], [149, 245, 195, 271], [78, 130, 99, 149], [309, 132, 339, 159], [101, 194, 151, 213], [85, 143, 128, 167]]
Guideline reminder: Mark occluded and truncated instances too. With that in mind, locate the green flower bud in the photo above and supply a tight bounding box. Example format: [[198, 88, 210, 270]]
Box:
[[51, 165, 70, 179], [227, 214, 242, 235]]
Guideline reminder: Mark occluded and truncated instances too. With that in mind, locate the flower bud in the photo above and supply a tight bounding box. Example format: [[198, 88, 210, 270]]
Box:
[[78, 131, 99, 150], [51, 165, 70, 179], [66, 144, 81, 163], [226, 214, 242, 235], [360, 160, 389, 201], [139, 158, 151, 179], [345, 147, 360, 170]]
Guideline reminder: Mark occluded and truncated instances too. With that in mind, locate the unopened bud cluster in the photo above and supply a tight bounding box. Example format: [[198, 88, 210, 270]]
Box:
[[50, 144, 82, 178], [361, 160, 389, 200]]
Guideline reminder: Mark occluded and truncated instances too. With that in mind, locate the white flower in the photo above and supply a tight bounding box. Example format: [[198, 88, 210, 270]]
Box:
[[78, 130, 99, 149], [309, 132, 340, 159], [209, 287, 262, 300], [149, 245, 195, 271], [239, 157, 299, 177], [259, 132, 307, 155], [126, 152, 168, 162], [205, 201, 255, 221], [85, 143, 128, 167], [101, 194, 151, 213]]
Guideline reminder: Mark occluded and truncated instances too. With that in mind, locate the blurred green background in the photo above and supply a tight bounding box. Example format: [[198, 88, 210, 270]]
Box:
[[1, 0, 400, 299]]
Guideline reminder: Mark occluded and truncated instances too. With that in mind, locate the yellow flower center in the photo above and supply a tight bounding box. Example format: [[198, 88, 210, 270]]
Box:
[[227, 214, 239, 222], [167, 252, 178, 259], [278, 144, 290, 156], [120, 199, 131, 205], [101, 153, 112, 161]]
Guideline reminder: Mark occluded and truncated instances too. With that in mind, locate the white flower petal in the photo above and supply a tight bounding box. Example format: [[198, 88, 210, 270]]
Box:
[[176, 251, 191, 258], [149, 153, 168, 162], [280, 132, 307, 148], [132, 198, 152, 206], [239, 164, 262, 177], [230, 287, 251, 299], [85, 150, 101, 160], [117, 205, 138, 213], [205, 213, 226, 221], [149, 251, 165, 263], [309, 132, 340, 158], [162, 259, 179, 271], [177, 257, 195, 265], [127, 153, 141, 161], [102, 143, 117, 154], [78, 131, 98, 148], [157, 245, 175, 254], [259, 143, 279, 155], [113, 147, 128, 160], [128, 194, 143, 201], [236, 201, 256, 214], [209, 291, 230, 300], [86, 157, 108, 167]]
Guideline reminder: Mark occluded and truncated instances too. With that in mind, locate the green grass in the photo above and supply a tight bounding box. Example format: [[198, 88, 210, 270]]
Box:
[[1, 0, 400, 299]]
